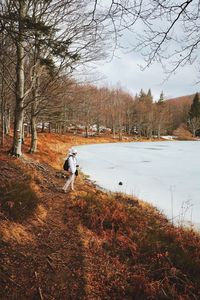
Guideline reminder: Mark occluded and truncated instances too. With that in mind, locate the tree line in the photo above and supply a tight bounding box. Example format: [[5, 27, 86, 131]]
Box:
[[1, 61, 200, 153]]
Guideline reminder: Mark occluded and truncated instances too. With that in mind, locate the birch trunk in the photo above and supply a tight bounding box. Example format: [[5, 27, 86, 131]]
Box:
[[119, 119, 122, 141], [29, 75, 39, 153], [5, 106, 11, 135], [118, 128, 122, 141], [11, 2, 26, 156], [157, 124, 161, 139]]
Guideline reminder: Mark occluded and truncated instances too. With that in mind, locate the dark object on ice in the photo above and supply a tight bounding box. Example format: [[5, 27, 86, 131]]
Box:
[[118, 181, 123, 186]]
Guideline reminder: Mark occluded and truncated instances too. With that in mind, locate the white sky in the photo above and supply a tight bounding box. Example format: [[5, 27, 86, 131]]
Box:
[[95, 48, 200, 101], [91, 7, 200, 101], [76, 2, 200, 101]]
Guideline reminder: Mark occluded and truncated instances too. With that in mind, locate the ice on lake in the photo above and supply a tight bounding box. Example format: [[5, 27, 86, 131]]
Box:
[[76, 141, 200, 229]]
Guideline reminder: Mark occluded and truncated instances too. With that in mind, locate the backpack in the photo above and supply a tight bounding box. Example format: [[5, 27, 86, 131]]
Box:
[[63, 156, 71, 171]]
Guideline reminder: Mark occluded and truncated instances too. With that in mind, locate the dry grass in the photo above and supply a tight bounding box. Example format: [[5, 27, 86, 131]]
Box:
[[24, 132, 150, 169], [0, 221, 35, 245], [30, 204, 47, 226], [173, 123, 194, 140], [69, 189, 200, 299], [1, 133, 200, 299]]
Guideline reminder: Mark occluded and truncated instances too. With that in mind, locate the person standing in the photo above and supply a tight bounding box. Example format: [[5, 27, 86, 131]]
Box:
[[62, 148, 78, 192]]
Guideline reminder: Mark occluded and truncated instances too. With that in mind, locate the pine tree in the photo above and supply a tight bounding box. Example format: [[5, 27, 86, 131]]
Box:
[[189, 93, 200, 119], [158, 91, 164, 104], [139, 89, 146, 100], [188, 93, 200, 137], [147, 88, 153, 103]]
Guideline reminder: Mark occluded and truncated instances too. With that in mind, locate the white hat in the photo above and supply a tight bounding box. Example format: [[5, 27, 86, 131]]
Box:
[[71, 148, 77, 154]]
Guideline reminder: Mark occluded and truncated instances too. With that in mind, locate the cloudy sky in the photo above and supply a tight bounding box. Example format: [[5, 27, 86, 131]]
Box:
[[95, 48, 200, 101], [91, 3, 200, 102], [76, 1, 200, 102]]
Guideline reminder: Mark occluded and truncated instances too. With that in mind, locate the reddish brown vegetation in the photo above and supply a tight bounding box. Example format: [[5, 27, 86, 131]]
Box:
[[0, 134, 200, 300], [167, 94, 194, 106], [173, 123, 194, 140]]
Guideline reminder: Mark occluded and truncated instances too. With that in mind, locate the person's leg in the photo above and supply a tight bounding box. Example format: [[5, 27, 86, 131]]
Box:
[[63, 174, 73, 192], [70, 173, 76, 191]]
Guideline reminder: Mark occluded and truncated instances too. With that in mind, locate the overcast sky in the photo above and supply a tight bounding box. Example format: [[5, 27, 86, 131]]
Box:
[[91, 7, 200, 102], [95, 48, 200, 101]]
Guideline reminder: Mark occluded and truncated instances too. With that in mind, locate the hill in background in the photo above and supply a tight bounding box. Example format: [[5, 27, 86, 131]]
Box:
[[167, 94, 194, 105]]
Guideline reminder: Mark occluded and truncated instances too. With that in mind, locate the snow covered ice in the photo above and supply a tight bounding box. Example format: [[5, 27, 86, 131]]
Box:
[[77, 141, 200, 229]]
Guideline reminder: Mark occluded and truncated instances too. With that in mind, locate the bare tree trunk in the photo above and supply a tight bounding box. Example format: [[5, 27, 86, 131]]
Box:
[[22, 122, 25, 144], [111, 116, 116, 138], [157, 124, 161, 139], [0, 82, 5, 146], [118, 120, 123, 141], [118, 128, 122, 141], [112, 125, 116, 139], [0, 59, 6, 145], [0, 99, 5, 146], [41, 122, 45, 132], [29, 74, 39, 153], [85, 125, 89, 138], [96, 121, 100, 135], [10, 2, 26, 156], [12, 107, 24, 156], [5, 106, 11, 135], [30, 114, 37, 153]]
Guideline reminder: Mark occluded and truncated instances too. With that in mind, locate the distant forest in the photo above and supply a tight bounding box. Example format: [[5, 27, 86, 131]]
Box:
[[1, 72, 199, 149]]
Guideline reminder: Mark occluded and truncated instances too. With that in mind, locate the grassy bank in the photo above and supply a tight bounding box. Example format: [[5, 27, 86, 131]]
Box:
[[0, 133, 200, 300]]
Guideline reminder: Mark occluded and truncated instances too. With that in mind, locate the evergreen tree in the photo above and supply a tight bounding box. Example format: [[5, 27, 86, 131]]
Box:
[[189, 93, 200, 119], [188, 93, 200, 137], [147, 88, 153, 103], [158, 91, 164, 104], [139, 89, 146, 100]]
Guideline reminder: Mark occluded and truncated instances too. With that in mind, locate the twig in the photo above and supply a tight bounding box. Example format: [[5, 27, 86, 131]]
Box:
[[34, 271, 44, 300], [46, 256, 55, 272], [38, 287, 44, 300]]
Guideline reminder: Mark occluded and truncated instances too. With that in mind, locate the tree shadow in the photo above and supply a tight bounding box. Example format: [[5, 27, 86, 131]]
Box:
[[0, 157, 87, 300]]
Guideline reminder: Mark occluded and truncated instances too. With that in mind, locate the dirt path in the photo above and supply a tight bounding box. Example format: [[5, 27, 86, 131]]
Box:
[[0, 156, 88, 300]]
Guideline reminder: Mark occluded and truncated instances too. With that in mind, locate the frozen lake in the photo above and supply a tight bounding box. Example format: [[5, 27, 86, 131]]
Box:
[[76, 141, 200, 229]]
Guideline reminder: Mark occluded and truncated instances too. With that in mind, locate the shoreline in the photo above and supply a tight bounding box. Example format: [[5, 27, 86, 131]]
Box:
[[1, 133, 200, 299], [83, 173, 200, 232], [76, 140, 200, 232]]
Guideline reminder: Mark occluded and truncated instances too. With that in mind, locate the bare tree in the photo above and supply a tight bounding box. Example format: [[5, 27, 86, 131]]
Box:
[[126, 0, 200, 76], [188, 117, 200, 137], [0, 29, 15, 145], [0, 0, 114, 155]]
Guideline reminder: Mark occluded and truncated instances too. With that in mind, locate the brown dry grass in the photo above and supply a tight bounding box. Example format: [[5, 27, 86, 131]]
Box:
[[173, 123, 194, 140], [0, 221, 35, 245], [1, 133, 200, 300], [24, 132, 151, 169]]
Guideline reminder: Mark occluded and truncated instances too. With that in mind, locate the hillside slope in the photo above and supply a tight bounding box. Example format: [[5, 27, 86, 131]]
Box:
[[0, 134, 200, 300], [167, 94, 194, 105]]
